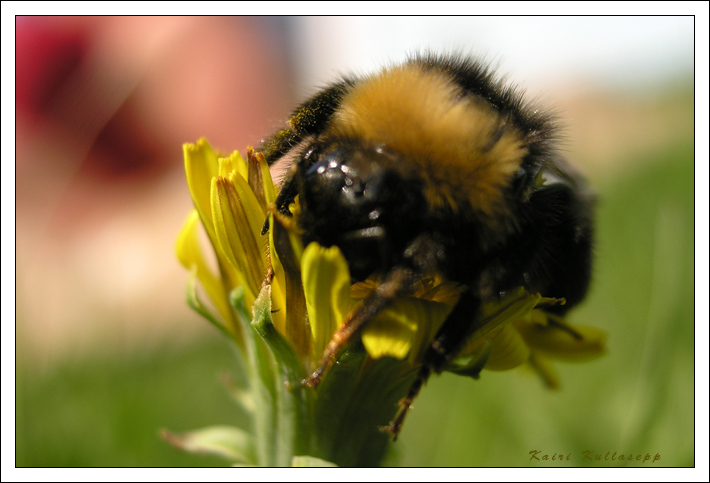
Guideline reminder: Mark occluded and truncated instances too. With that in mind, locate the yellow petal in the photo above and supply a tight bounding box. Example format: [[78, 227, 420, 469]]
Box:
[[211, 177, 262, 302], [175, 210, 232, 326], [360, 302, 416, 360], [257, 151, 277, 206], [527, 352, 560, 389], [467, 288, 542, 343], [176, 210, 202, 270], [482, 324, 530, 371], [270, 212, 306, 345], [226, 172, 271, 254], [184, 139, 220, 241], [183, 139, 243, 307], [219, 150, 248, 180], [418, 279, 464, 305], [220, 150, 288, 334], [450, 288, 540, 371], [301, 243, 351, 357], [349, 280, 379, 299], [516, 318, 607, 361], [362, 297, 453, 361]]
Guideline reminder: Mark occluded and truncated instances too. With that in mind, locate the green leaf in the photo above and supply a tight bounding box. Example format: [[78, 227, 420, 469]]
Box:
[[219, 371, 257, 416], [229, 286, 252, 327], [251, 286, 306, 387], [162, 426, 257, 465], [291, 455, 338, 467]]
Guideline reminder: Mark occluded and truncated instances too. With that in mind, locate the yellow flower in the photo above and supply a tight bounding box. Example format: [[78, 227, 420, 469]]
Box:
[[176, 139, 286, 339], [174, 138, 607, 466], [177, 137, 605, 383]]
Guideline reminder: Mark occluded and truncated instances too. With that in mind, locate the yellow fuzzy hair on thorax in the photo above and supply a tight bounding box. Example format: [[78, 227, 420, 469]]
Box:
[[329, 64, 528, 222]]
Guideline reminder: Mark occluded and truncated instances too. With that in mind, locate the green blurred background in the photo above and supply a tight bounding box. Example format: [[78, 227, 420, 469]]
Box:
[[14, 16, 696, 467]]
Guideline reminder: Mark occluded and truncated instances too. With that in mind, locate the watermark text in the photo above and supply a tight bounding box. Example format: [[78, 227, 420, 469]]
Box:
[[529, 450, 661, 464]]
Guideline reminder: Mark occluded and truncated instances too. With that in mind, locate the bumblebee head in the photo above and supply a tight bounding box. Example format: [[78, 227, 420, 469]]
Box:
[[280, 140, 426, 280]]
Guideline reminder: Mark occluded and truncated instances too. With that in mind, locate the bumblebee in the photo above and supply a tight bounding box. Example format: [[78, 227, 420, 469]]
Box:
[[259, 52, 594, 436]]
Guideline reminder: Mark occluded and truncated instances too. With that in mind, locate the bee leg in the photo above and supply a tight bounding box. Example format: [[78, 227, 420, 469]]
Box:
[[384, 364, 431, 440], [304, 233, 446, 389], [302, 264, 419, 389], [385, 288, 482, 439]]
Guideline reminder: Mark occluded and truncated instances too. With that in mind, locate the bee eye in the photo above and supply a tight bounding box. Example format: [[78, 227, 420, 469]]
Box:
[[303, 146, 316, 162], [297, 145, 320, 172], [304, 158, 350, 192]]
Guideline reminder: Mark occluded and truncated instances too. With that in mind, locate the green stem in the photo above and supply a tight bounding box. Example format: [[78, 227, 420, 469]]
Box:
[[232, 285, 417, 467], [231, 287, 278, 466], [251, 286, 313, 465]]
